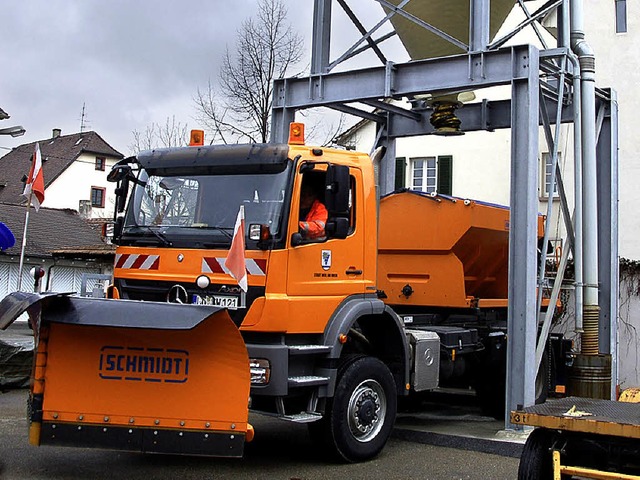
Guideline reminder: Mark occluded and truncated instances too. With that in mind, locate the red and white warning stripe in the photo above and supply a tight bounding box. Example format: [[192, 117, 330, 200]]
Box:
[[115, 253, 160, 270], [202, 257, 266, 276]]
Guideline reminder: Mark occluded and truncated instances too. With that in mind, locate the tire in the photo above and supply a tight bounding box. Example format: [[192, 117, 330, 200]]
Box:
[[309, 355, 397, 463], [476, 371, 505, 419], [518, 428, 556, 480], [535, 354, 549, 405], [477, 356, 548, 419]]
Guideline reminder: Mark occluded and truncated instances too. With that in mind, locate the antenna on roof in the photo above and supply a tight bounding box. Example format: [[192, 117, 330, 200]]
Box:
[[79, 102, 91, 132]]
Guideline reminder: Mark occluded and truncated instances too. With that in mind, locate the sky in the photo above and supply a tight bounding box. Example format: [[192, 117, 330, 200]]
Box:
[[1, 0, 399, 157]]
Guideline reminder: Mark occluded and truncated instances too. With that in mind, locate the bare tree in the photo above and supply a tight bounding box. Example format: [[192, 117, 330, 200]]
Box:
[[129, 116, 189, 154], [194, 0, 303, 144]]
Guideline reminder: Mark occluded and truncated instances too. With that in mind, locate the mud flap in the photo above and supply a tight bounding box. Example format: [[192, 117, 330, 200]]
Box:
[[0, 292, 251, 457]]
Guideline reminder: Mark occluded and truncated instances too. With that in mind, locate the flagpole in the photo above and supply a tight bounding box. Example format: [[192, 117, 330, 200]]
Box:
[[17, 192, 33, 292]]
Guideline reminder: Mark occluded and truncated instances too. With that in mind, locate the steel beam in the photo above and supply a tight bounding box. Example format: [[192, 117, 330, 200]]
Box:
[[273, 46, 533, 110], [338, 0, 388, 66], [387, 98, 574, 137], [505, 45, 540, 429], [375, 0, 468, 52]]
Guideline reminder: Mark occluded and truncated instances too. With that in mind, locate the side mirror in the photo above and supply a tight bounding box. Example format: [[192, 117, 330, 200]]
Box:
[[113, 216, 124, 242], [325, 217, 349, 239], [114, 177, 129, 214], [107, 164, 132, 183], [291, 232, 303, 247], [324, 165, 350, 215], [324, 164, 350, 239]]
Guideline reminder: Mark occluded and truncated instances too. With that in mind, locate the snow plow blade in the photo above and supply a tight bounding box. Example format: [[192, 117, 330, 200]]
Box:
[[0, 292, 251, 457]]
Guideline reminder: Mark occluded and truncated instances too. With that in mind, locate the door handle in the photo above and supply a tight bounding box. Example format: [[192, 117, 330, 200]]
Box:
[[345, 269, 363, 275]]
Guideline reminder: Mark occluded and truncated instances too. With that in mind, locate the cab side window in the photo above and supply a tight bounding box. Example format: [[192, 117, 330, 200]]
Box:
[[294, 166, 356, 244], [347, 175, 356, 235], [298, 172, 328, 241]]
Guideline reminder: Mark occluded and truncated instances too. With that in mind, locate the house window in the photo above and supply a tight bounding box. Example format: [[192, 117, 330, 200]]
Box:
[[615, 0, 627, 33], [95, 157, 106, 171], [410, 156, 453, 195], [541, 152, 560, 198], [91, 186, 106, 208]]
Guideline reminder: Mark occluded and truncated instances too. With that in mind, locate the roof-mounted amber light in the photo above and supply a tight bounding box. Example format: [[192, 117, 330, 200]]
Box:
[[288, 122, 305, 145], [189, 129, 205, 146]]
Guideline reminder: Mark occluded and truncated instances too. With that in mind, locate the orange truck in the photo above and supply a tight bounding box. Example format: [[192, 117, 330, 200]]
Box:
[[0, 126, 570, 462]]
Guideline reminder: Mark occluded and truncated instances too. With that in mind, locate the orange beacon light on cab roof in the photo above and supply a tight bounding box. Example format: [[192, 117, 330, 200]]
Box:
[[288, 122, 305, 145], [189, 129, 205, 146]]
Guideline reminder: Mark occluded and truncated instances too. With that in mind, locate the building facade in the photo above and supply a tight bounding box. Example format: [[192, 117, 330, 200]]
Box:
[[0, 129, 124, 219]]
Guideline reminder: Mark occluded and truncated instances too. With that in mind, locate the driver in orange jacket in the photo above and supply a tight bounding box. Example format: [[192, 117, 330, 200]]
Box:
[[299, 183, 328, 239]]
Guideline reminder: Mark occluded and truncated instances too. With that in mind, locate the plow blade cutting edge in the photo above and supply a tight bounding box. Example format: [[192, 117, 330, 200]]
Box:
[[0, 292, 251, 457]]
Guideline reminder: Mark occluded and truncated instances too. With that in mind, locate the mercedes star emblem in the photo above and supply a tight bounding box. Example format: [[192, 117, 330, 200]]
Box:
[[167, 284, 189, 304]]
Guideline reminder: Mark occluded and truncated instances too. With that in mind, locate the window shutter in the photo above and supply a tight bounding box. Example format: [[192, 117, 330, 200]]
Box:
[[395, 157, 406, 190], [437, 156, 452, 195], [616, 0, 627, 33]]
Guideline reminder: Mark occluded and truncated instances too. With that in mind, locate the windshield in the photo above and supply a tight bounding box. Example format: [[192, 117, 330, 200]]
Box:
[[124, 165, 292, 240]]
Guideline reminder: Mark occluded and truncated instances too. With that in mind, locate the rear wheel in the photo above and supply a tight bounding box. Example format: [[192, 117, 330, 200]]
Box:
[[309, 355, 397, 462], [477, 354, 549, 419], [535, 354, 549, 405]]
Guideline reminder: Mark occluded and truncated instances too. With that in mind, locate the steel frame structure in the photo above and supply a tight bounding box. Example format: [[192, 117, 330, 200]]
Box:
[[270, 0, 618, 429]]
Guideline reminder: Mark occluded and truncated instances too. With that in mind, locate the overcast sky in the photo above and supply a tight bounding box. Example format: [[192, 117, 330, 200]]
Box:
[[1, 0, 401, 156]]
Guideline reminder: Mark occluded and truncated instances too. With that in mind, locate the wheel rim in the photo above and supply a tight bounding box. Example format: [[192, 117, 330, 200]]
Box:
[[347, 378, 387, 443]]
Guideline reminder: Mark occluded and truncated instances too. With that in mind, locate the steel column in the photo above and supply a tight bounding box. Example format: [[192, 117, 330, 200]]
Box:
[[596, 90, 619, 397], [270, 78, 296, 143], [377, 121, 396, 196], [505, 45, 540, 429], [312, 0, 332, 75], [470, 0, 490, 52]]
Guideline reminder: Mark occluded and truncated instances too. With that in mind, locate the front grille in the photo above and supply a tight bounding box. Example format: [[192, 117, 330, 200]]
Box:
[[114, 278, 264, 327]]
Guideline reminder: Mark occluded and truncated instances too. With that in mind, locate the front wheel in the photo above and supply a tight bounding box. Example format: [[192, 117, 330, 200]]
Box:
[[309, 356, 397, 463], [518, 428, 558, 480]]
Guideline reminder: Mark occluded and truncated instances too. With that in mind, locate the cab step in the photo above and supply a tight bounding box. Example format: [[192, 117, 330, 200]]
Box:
[[282, 411, 323, 423], [288, 375, 330, 387], [288, 345, 332, 356]]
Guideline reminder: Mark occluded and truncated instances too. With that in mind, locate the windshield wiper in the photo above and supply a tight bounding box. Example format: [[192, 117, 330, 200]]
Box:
[[188, 225, 234, 240], [127, 226, 173, 247]]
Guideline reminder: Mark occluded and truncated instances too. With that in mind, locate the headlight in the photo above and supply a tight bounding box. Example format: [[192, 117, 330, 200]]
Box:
[[249, 358, 271, 385]]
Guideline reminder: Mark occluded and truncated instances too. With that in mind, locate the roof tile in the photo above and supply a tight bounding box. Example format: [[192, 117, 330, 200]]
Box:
[[0, 203, 113, 258]]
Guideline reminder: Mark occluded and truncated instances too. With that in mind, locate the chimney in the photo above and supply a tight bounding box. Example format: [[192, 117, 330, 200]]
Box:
[[78, 200, 92, 219], [52, 128, 61, 138]]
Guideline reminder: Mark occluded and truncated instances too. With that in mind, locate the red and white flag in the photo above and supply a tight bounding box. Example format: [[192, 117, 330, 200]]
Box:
[[224, 205, 247, 292], [22, 143, 45, 211]]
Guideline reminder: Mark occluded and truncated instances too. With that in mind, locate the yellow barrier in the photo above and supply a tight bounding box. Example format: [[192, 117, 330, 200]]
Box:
[[553, 450, 640, 480]]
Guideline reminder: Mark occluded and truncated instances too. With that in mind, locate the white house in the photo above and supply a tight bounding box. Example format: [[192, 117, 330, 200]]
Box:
[[0, 129, 121, 297], [0, 129, 124, 219]]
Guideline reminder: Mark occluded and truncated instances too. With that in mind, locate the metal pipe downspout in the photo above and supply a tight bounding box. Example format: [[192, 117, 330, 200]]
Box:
[[570, 0, 599, 355], [562, 0, 584, 334], [570, 59, 585, 334]]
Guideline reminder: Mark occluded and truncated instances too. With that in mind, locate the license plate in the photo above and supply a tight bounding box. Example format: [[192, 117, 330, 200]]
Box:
[[191, 294, 239, 310]]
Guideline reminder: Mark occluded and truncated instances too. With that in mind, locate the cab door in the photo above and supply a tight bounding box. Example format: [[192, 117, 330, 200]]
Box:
[[286, 164, 366, 298]]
